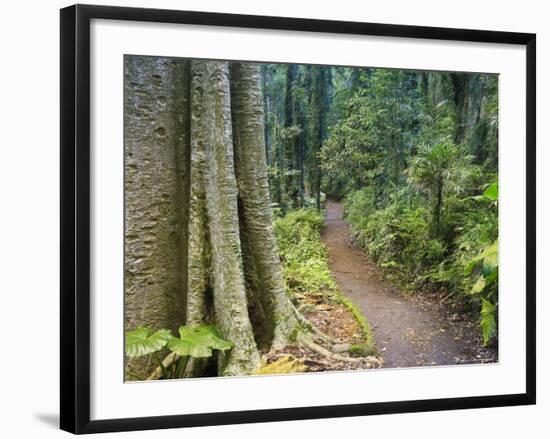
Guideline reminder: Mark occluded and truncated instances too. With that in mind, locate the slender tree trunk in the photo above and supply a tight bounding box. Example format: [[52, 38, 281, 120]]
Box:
[[297, 110, 306, 204], [450, 73, 469, 144], [284, 64, 300, 207], [310, 66, 331, 210], [433, 178, 443, 237], [273, 114, 284, 207], [420, 71, 429, 96]]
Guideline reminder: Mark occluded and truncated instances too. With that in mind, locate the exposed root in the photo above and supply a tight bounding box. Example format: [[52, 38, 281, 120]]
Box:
[[296, 332, 383, 368], [144, 304, 382, 381], [146, 352, 178, 380], [291, 302, 334, 345], [291, 301, 383, 368]]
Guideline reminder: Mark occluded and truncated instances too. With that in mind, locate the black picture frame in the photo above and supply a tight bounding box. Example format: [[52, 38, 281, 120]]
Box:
[[60, 4, 536, 434]]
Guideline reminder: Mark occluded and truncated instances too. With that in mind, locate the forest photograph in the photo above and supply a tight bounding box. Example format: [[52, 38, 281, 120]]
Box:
[[124, 55, 499, 382]]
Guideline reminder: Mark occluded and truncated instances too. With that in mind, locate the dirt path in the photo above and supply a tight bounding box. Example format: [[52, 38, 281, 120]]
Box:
[[322, 200, 480, 368]]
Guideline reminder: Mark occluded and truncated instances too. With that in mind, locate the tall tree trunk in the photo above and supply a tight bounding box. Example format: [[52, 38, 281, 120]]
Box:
[[125, 58, 321, 380], [284, 64, 300, 208], [231, 63, 297, 349], [124, 56, 188, 379], [450, 73, 469, 144], [297, 108, 306, 203], [433, 177, 443, 237], [190, 60, 260, 376], [310, 66, 331, 210], [420, 71, 429, 96]]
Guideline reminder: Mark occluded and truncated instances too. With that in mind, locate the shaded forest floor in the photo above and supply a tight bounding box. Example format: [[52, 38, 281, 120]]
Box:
[[322, 200, 497, 368]]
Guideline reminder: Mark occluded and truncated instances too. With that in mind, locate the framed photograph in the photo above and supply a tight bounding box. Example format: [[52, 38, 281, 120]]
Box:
[[60, 4, 536, 434]]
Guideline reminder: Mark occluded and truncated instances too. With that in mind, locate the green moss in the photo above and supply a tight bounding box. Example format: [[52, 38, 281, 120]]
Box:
[[329, 291, 376, 352], [348, 343, 378, 357]]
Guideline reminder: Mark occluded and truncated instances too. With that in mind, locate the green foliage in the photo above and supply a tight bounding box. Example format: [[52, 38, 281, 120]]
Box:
[[408, 140, 475, 236], [274, 208, 375, 348], [408, 141, 473, 194], [480, 298, 497, 346], [345, 195, 446, 287], [167, 325, 233, 358], [262, 64, 499, 349], [344, 177, 498, 343], [262, 63, 330, 211], [471, 181, 498, 205], [482, 181, 498, 201], [320, 69, 421, 197], [348, 343, 378, 357], [125, 324, 233, 380], [464, 239, 498, 345], [344, 187, 377, 226], [334, 70, 499, 346], [125, 327, 172, 358], [274, 209, 335, 292], [465, 239, 498, 279]]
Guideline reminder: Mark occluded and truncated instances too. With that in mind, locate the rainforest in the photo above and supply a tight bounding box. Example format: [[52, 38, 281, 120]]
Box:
[[124, 56, 498, 381]]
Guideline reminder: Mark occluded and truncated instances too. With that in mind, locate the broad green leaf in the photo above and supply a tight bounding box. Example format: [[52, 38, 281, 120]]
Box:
[[483, 182, 498, 201], [470, 182, 498, 203], [480, 298, 497, 346], [167, 325, 233, 359], [464, 256, 480, 275], [464, 239, 498, 276], [168, 337, 212, 358], [470, 276, 486, 294], [480, 240, 498, 275], [483, 270, 498, 297], [125, 327, 172, 358], [182, 325, 233, 351]]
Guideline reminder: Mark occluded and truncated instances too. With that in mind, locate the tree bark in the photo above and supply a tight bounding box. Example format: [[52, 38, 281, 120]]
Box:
[[124, 58, 318, 379], [433, 177, 443, 237], [231, 63, 298, 350], [190, 60, 261, 376], [310, 66, 331, 210], [124, 56, 188, 379], [450, 73, 469, 144], [284, 64, 300, 208]]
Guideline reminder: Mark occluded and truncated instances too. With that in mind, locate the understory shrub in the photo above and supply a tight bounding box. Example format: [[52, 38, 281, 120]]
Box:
[[274, 208, 374, 347], [345, 189, 446, 287], [274, 208, 335, 292], [344, 182, 498, 345]]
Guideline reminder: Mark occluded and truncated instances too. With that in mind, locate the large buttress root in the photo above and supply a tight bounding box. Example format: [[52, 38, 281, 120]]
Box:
[[230, 62, 299, 350], [127, 57, 379, 380], [229, 63, 379, 369]]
